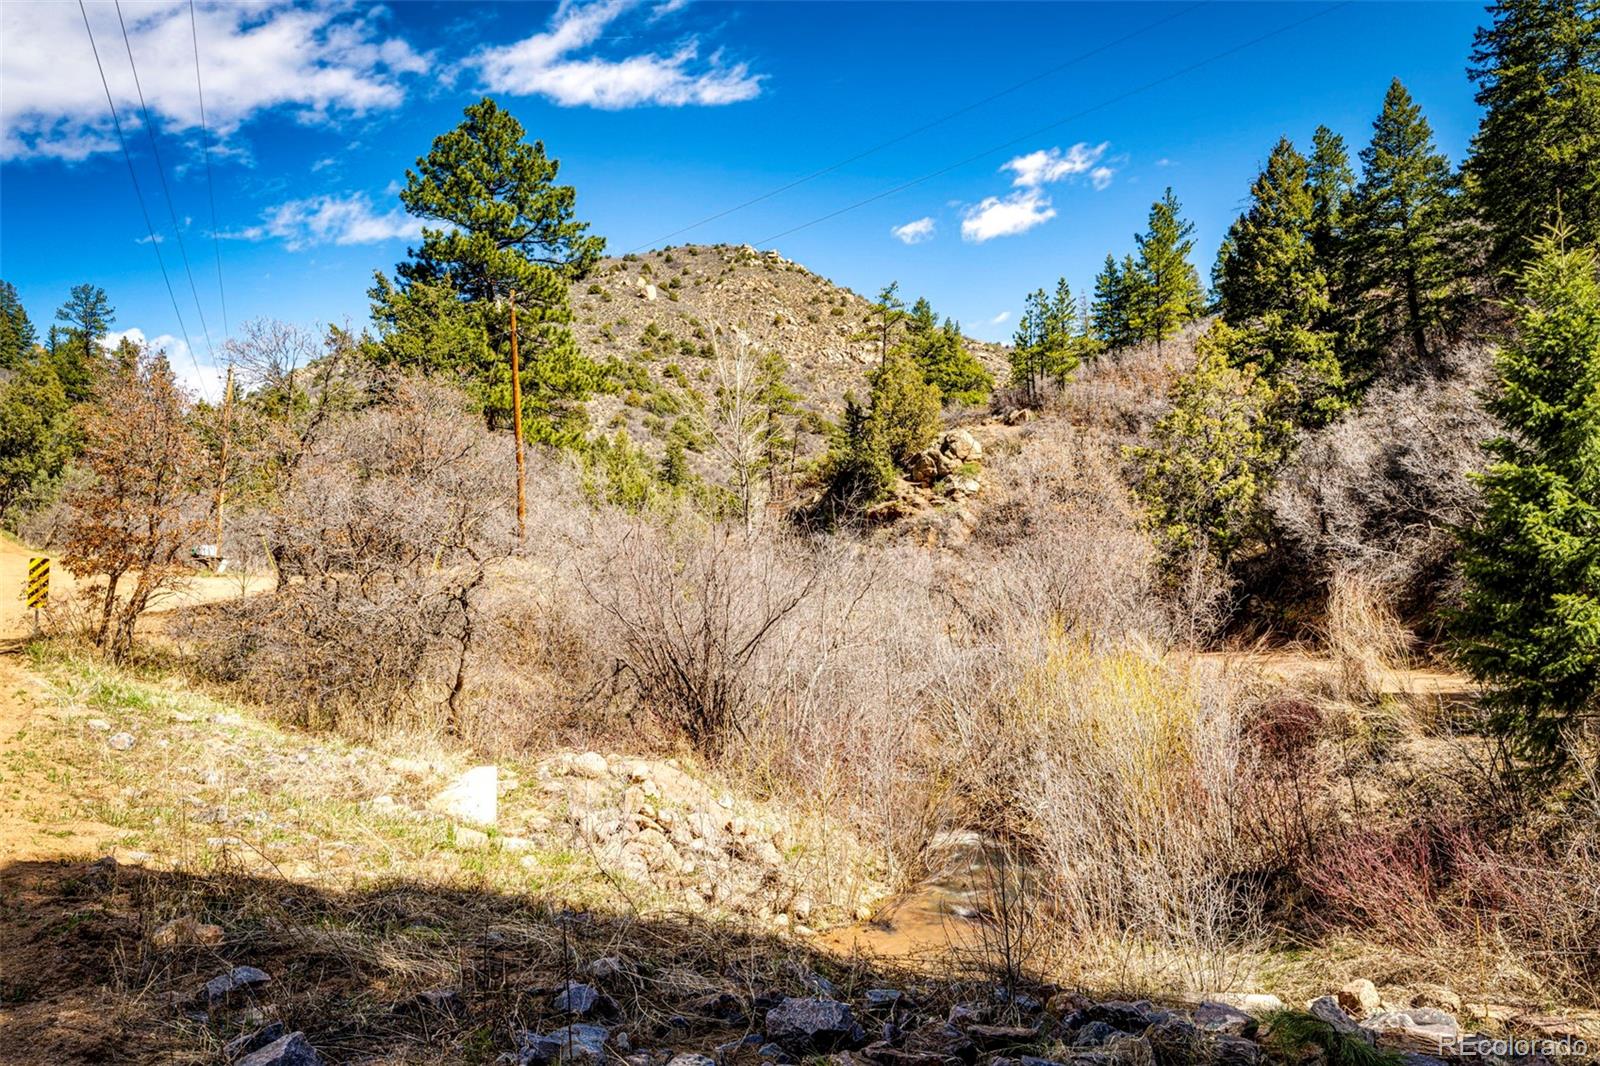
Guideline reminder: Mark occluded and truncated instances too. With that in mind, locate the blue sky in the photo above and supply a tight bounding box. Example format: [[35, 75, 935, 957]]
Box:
[[1, 1, 1487, 397]]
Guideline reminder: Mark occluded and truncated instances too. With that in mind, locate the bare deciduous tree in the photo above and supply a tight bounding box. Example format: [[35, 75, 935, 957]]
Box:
[[61, 347, 205, 661]]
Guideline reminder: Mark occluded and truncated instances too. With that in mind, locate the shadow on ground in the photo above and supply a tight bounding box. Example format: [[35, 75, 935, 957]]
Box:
[[0, 856, 955, 1066]]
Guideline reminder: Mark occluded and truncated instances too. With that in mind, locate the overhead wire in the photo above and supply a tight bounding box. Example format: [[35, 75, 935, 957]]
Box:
[[188, 0, 229, 345], [76, 0, 209, 396], [113, 0, 216, 401]]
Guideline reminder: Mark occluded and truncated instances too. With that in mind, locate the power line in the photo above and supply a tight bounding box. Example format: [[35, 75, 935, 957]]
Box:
[[77, 0, 208, 396], [754, 1, 1352, 248], [627, 0, 1209, 253], [189, 0, 229, 344], [113, 0, 216, 400]]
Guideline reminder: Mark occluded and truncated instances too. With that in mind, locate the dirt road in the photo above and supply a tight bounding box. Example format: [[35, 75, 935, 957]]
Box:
[[0, 534, 272, 641]]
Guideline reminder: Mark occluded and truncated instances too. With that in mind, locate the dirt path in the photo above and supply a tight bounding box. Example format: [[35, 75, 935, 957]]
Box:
[[0, 534, 273, 642]]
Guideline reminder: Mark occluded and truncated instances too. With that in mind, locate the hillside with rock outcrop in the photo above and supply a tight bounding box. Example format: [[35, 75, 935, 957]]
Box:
[[569, 244, 1009, 459]]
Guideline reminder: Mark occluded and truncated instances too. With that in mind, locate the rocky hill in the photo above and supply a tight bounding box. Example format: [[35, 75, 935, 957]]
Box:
[[569, 244, 1009, 460]]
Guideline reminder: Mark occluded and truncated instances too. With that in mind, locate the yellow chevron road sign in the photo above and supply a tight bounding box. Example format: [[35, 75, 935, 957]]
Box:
[[26, 556, 49, 609]]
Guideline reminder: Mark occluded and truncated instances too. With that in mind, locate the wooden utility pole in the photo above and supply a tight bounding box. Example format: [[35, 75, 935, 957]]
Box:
[[211, 365, 235, 566], [509, 292, 527, 541]]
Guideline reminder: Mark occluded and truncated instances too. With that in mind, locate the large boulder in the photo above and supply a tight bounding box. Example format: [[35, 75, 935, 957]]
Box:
[[429, 765, 498, 826], [939, 429, 982, 463], [765, 997, 867, 1054], [1306, 996, 1371, 1044], [1193, 1002, 1258, 1038]]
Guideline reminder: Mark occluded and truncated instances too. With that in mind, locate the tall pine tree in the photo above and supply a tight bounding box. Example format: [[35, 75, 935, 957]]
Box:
[[1453, 228, 1600, 776], [1468, 0, 1600, 272], [1213, 138, 1347, 423], [1133, 187, 1205, 351], [370, 97, 605, 439], [1348, 79, 1463, 369], [52, 283, 115, 402], [0, 280, 38, 370]]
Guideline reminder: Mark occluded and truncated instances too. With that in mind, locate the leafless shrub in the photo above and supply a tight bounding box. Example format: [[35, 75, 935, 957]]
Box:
[[947, 636, 1275, 991], [191, 377, 518, 738], [1268, 346, 1496, 624]]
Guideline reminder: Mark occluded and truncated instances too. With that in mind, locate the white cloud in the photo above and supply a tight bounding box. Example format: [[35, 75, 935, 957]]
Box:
[[103, 327, 226, 398], [1, 1, 426, 162], [1003, 142, 1110, 188], [470, 0, 763, 108], [988, 310, 1011, 326], [225, 192, 422, 251], [1091, 166, 1115, 191], [961, 189, 1055, 243], [135, 233, 165, 245], [890, 217, 935, 245]]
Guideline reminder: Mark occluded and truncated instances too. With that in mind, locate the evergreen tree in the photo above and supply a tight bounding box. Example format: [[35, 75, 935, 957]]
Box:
[[1213, 138, 1348, 422], [0, 280, 37, 369], [1090, 254, 1132, 351], [755, 350, 801, 494], [1468, 0, 1600, 271], [819, 393, 895, 513], [867, 348, 941, 467], [870, 281, 906, 365], [52, 283, 115, 402], [1011, 279, 1081, 401], [1134, 187, 1205, 350], [371, 98, 604, 439], [1307, 126, 1356, 269], [1453, 228, 1600, 776], [0, 355, 74, 522], [1130, 322, 1292, 568], [1215, 139, 1324, 325], [1121, 252, 1153, 343], [1348, 79, 1464, 368]]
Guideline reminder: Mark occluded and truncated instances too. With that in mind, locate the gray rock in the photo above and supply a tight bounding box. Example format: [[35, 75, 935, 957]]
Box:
[[397, 986, 465, 1015], [588, 956, 625, 979], [1068, 1021, 1117, 1048], [1360, 1009, 1460, 1055], [765, 997, 866, 1054], [964, 1024, 1039, 1051], [225, 1023, 285, 1061], [234, 1032, 322, 1066], [554, 983, 613, 1017], [758, 1044, 793, 1064], [107, 731, 135, 750], [202, 965, 272, 1005], [1067, 1002, 1150, 1035], [1193, 1002, 1259, 1038], [1307, 996, 1371, 1044], [555, 1024, 611, 1064], [901, 1023, 974, 1064], [859, 1044, 962, 1066], [1210, 1036, 1265, 1066], [864, 989, 905, 1011]]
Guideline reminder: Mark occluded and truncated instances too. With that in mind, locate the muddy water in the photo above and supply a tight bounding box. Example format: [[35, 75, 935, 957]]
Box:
[[820, 830, 1005, 960]]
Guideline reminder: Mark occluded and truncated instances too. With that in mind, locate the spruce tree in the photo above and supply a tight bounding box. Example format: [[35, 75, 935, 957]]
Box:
[[1349, 79, 1463, 368], [0, 280, 37, 370], [1090, 254, 1131, 352], [1307, 126, 1355, 271], [1454, 228, 1600, 776], [371, 97, 604, 439], [1468, 0, 1600, 271], [1213, 138, 1348, 422], [1134, 187, 1205, 351]]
